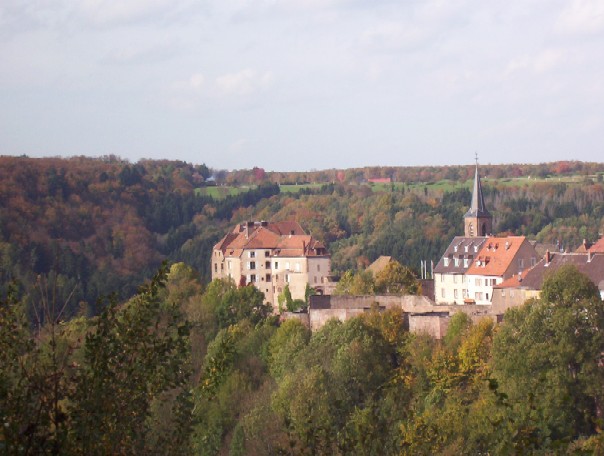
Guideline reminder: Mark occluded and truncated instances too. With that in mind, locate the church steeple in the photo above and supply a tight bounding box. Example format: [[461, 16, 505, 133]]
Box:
[[464, 157, 492, 237]]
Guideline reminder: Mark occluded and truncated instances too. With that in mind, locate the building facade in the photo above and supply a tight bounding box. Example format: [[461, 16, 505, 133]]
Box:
[[212, 221, 331, 310], [434, 163, 537, 305]]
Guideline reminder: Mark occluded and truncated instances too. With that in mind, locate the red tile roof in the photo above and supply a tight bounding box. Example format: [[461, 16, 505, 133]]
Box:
[[214, 221, 327, 257], [466, 236, 528, 277], [589, 235, 604, 253]]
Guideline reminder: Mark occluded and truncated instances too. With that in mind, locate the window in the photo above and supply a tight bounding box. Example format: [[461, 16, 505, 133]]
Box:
[[265, 274, 271, 282], [501, 290, 506, 297], [285, 262, 290, 270], [530, 257, 536, 267], [227, 261, 231, 270], [265, 251, 270, 257], [464, 245, 469, 252], [220, 263, 224, 271], [453, 275, 458, 283], [486, 293, 489, 301], [475, 278, 482, 286], [265, 261, 271, 269], [274, 261, 279, 269], [250, 274, 256, 282], [314, 277, 318, 284], [249, 251, 255, 258], [285, 274, 290, 283], [518, 258, 525, 269], [214, 263, 218, 273], [454, 289, 459, 299], [441, 289, 445, 298], [464, 259, 469, 268], [317, 265, 321, 272], [454, 258, 460, 267], [249, 261, 256, 270], [475, 292, 483, 301], [444, 258, 450, 267]]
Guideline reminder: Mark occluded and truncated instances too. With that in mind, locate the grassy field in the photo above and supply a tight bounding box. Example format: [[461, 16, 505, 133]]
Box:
[[195, 186, 253, 199], [195, 174, 599, 199]]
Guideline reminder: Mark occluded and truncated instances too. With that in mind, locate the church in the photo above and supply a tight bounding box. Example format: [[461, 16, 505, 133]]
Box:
[[433, 163, 538, 305]]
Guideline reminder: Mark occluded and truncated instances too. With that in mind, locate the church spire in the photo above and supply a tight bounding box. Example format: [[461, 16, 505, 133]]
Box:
[[466, 163, 490, 218], [464, 157, 492, 237]]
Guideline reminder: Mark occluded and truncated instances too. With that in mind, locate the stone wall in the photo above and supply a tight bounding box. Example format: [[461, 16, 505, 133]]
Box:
[[308, 294, 498, 337]]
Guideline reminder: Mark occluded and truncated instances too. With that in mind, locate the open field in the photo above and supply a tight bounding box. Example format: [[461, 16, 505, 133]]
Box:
[[195, 174, 601, 199]]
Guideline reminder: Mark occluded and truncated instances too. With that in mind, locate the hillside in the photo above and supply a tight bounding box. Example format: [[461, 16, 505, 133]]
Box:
[[1, 156, 603, 319]]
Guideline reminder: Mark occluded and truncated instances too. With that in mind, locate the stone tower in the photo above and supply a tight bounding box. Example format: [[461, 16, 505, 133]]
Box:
[[464, 163, 492, 237]]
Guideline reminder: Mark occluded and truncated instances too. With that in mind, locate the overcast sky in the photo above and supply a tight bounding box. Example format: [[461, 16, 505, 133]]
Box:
[[1, 0, 603, 171]]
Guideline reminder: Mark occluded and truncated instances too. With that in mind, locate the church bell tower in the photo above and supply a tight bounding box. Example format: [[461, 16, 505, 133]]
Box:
[[464, 159, 492, 237]]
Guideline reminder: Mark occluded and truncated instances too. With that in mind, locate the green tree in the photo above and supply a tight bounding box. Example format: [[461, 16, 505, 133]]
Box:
[[491, 268, 604, 448], [540, 264, 600, 306], [374, 260, 420, 295], [334, 270, 375, 295], [68, 264, 192, 455]]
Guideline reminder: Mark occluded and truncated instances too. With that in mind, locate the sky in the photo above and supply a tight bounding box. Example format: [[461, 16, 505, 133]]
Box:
[[1, 0, 603, 171]]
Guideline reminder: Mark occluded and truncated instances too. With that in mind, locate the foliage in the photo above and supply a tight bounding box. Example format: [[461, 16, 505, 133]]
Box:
[[374, 260, 420, 295]]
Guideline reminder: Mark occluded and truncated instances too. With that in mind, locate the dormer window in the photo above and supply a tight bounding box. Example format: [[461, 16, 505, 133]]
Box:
[[464, 245, 469, 252], [444, 258, 450, 267]]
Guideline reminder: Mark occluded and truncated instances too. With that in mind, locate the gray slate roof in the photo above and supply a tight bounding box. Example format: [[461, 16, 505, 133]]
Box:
[[434, 236, 488, 274]]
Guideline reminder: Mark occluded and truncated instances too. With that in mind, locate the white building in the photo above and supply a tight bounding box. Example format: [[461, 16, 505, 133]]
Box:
[[212, 221, 331, 310]]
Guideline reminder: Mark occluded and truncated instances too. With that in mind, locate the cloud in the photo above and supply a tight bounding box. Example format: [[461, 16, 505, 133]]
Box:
[[103, 41, 179, 65], [0, 0, 199, 31], [504, 49, 566, 76], [360, 23, 429, 52], [556, 0, 604, 34], [215, 69, 274, 96]]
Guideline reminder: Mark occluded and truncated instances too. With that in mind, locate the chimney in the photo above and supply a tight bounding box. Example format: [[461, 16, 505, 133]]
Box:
[[588, 250, 593, 263], [518, 271, 523, 283], [545, 250, 551, 264], [505, 241, 510, 250]]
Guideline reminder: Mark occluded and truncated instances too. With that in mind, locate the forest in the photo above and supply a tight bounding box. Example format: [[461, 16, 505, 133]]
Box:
[[1, 262, 603, 454], [1, 156, 604, 453]]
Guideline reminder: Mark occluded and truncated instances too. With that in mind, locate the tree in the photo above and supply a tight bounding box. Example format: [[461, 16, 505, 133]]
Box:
[[540, 264, 600, 306], [491, 268, 604, 447], [68, 264, 192, 454], [374, 260, 420, 295], [334, 270, 375, 295]]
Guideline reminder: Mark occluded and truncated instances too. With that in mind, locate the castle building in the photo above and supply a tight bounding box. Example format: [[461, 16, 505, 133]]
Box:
[[434, 163, 537, 305], [211, 221, 331, 310]]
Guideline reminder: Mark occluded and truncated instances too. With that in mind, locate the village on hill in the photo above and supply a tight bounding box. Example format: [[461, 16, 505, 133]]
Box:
[[212, 162, 604, 338]]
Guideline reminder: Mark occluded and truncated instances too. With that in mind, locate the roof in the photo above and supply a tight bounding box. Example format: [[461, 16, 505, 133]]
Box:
[[214, 220, 328, 258], [465, 236, 530, 277], [367, 256, 394, 275], [465, 165, 491, 219], [589, 235, 604, 253], [433, 236, 488, 274], [495, 252, 604, 292]]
